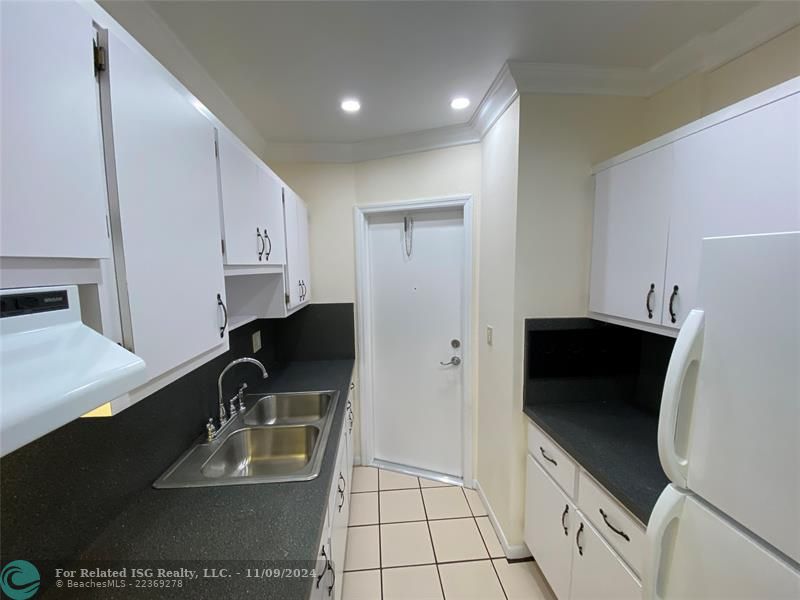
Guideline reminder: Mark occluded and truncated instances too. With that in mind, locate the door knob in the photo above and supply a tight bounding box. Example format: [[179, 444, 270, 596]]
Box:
[[440, 356, 461, 366]]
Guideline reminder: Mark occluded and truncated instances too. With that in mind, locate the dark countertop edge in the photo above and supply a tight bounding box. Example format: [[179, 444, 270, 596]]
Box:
[[523, 406, 653, 525]]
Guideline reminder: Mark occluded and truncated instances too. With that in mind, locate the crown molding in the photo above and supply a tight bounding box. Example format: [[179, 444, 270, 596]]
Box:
[[254, 2, 800, 164]]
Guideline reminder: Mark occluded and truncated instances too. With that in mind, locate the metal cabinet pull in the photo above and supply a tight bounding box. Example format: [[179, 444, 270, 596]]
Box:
[[646, 283, 655, 319], [256, 228, 265, 261], [539, 447, 558, 467], [263, 227, 272, 260], [217, 294, 228, 338], [327, 565, 335, 597], [338, 473, 346, 512], [599, 508, 630, 541], [668, 285, 679, 323], [576, 522, 584, 556], [316, 546, 328, 588], [561, 504, 569, 536]]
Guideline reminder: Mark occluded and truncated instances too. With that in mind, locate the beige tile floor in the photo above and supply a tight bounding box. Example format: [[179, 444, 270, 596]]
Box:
[[342, 466, 556, 600]]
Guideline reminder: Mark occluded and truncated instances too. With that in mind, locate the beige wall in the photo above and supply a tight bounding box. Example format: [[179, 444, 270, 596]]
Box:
[[475, 99, 521, 543], [642, 26, 800, 140], [273, 144, 482, 304]]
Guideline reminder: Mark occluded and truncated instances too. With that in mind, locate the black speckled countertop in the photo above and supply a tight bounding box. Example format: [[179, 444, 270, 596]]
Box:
[[46, 360, 354, 600], [524, 401, 668, 524]]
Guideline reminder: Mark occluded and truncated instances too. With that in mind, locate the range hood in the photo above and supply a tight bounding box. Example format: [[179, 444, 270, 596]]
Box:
[[0, 286, 146, 456]]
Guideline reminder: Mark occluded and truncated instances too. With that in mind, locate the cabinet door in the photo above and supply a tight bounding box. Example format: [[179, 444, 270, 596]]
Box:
[[664, 94, 800, 328], [570, 514, 641, 600], [525, 456, 574, 600], [1, 1, 109, 259], [297, 198, 312, 302], [345, 387, 355, 483], [106, 32, 227, 380], [258, 166, 287, 265], [217, 131, 262, 265], [283, 188, 304, 308], [589, 145, 673, 325], [329, 429, 349, 600]]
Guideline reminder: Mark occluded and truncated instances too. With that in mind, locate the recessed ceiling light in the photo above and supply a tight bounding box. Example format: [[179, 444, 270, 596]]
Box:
[[450, 97, 470, 110], [341, 98, 361, 113]]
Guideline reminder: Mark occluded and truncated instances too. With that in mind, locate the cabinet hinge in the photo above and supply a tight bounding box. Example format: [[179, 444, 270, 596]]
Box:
[[221, 239, 226, 256], [285, 293, 290, 305], [93, 42, 107, 76]]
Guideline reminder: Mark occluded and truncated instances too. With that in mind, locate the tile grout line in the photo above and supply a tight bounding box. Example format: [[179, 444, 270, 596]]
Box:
[[462, 487, 509, 600], [349, 515, 479, 528], [420, 475, 447, 600], [377, 470, 384, 600]]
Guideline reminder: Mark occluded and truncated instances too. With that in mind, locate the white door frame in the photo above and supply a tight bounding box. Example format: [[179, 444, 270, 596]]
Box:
[[354, 195, 474, 485]]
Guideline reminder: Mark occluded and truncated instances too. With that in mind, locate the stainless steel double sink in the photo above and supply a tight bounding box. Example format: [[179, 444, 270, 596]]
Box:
[[154, 391, 338, 488]]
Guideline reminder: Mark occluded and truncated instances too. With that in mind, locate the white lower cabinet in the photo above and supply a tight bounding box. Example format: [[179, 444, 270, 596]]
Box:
[[525, 421, 642, 599], [570, 515, 641, 600], [315, 400, 354, 600], [525, 456, 575, 600]]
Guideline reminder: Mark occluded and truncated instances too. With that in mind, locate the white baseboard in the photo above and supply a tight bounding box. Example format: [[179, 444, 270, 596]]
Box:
[[473, 480, 532, 560]]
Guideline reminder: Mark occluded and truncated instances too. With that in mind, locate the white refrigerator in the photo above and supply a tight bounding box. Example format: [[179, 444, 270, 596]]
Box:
[[644, 231, 800, 599]]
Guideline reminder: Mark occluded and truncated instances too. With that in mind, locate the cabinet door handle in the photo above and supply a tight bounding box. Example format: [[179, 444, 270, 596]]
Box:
[[599, 508, 630, 541], [217, 294, 228, 338], [316, 546, 328, 588], [263, 227, 272, 260], [338, 473, 346, 511], [561, 504, 569, 536], [539, 446, 558, 467], [327, 564, 335, 597], [646, 283, 655, 319], [256, 228, 265, 261], [576, 522, 584, 556], [668, 285, 679, 324]]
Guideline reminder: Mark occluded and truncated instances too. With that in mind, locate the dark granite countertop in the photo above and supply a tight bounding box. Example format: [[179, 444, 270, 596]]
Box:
[[524, 401, 668, 524], [44, 360, 354, 600]]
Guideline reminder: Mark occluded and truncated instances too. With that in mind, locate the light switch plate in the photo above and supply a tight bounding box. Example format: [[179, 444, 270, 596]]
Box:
[[252, 330, 262, 353], [486, 325, 493, 346]]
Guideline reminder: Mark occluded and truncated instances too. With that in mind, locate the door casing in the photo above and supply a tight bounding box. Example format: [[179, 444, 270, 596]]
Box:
[[354, 195, 474, 485]]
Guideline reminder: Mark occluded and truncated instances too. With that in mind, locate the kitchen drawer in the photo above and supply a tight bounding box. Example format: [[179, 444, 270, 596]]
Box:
[[527, 421, 577, 498], [577, 471, 645, 576]]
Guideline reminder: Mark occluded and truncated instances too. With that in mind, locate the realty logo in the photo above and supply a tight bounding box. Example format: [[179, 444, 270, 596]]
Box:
[[0, 561, 40, 599]]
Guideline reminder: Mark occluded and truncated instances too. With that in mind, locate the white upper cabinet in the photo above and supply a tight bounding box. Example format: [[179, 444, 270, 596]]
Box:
[[589, 145, 673, 325], [663, 94, 800, 327], [104, 31, 228, 381], [590, 82, 800, 331], [284, 187, 311, 309], [1, 1, 109, 259], [217, 131, 285, 266]]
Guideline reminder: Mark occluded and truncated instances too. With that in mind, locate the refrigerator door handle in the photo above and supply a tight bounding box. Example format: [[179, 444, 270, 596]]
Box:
[[658, 309, 705, 487], [643, 486, 685, 600]]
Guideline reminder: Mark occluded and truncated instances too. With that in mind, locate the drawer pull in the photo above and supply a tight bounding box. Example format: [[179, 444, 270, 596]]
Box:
[[561, 504, 569, 536], [576, 522, 584, 556], [646, 283, 655, 319], [539, 446, 558, 467], [599, 508, 630, 542]]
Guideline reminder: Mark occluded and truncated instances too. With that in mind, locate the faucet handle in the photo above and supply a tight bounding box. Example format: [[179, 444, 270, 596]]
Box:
[[238, 383, 248, 412], [206, 418, 217, 442], [228, 395, 239, 418]]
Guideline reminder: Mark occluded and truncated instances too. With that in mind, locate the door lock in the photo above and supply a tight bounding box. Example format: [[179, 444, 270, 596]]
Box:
[[450, 339, 461, 349]]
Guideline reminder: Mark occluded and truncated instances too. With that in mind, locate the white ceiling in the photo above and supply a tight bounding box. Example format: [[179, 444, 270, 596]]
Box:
[[143, 1, 758, 145]]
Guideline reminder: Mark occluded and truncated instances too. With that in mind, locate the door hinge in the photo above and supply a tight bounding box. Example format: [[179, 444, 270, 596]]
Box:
[[105, 214, 111, 238], [221, 239, 226, 256], [214, 139, 219, 158], [285, 293, 290, 305], [93, 42, 107, 76]]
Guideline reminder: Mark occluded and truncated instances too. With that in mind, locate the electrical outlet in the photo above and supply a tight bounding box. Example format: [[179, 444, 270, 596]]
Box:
[[486, 325, 493, 346], [252, 330, 262, 353]]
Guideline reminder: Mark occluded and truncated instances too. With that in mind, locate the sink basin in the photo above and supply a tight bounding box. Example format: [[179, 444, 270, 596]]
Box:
[[201, 425, 319, 479], [153, 390, 339, 488], [243, 392, 332, 426]]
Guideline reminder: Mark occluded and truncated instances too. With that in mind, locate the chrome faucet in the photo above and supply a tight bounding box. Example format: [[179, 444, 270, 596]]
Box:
[[207, 358, 269, 441]]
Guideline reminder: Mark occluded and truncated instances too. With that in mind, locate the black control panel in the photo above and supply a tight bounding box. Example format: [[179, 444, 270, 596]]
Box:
[[0, 290, 69, 318]]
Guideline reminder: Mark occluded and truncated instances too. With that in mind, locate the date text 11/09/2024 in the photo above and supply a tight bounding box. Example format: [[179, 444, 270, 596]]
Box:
[[53, 568, 319, 580]]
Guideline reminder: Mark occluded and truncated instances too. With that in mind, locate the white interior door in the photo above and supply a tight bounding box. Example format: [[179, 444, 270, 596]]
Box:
[[369, 208, 464, 477]]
